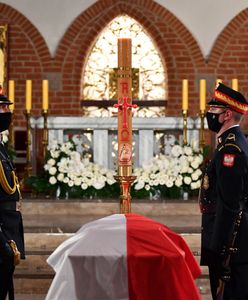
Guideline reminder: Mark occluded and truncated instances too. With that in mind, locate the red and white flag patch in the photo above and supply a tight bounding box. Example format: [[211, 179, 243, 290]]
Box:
[[223, 154, 235, 167]]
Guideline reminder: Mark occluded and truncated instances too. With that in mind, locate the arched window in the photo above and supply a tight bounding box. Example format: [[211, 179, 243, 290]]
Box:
[[82, 15, 167, 117]]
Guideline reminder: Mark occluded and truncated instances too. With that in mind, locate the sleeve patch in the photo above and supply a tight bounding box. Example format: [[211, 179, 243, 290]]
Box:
[[223, 153, 235, 167]]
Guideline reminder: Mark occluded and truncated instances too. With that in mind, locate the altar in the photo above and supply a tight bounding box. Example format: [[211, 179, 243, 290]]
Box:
[[31, 116, 203, 170]]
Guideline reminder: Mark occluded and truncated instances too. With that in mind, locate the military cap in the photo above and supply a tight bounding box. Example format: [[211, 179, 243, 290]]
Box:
[[208, 83, 248, 114], [0, 88, 13, 105]]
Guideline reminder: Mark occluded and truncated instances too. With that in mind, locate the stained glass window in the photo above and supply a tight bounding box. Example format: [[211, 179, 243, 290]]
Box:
[[82, 15, 167, 117]]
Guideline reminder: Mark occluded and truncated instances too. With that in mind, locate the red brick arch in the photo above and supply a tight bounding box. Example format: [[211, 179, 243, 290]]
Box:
[[208, 8, 248, 130], [0, 3, 51, 127], [0, 3, 51, 121], [56, 0, 205, 116]]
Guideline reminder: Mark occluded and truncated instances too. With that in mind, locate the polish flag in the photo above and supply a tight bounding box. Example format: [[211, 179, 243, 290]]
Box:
[[46, 214, 201, 300]]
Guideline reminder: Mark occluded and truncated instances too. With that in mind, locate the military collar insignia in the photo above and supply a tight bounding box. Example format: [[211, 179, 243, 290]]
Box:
[[225, 133, 236, 142]]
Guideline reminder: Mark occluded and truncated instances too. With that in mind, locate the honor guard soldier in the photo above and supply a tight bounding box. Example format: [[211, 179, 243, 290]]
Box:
[[0, 92, 25, 300], [199, 83, 248, 300]]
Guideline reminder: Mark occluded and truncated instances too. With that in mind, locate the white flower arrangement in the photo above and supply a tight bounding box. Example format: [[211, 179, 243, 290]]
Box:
[[132, 143, 203, 199], [28, 139, 204, 200], [41, 140, 118, 198]]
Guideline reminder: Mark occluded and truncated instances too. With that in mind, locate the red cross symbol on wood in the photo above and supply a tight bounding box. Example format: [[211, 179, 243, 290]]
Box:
[[114, 97, 138, 128]]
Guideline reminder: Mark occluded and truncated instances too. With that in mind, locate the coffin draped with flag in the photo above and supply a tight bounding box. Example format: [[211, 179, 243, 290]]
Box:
[[46, 214, 201, 300]]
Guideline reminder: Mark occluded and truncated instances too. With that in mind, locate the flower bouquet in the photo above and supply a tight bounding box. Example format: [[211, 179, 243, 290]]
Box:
[[132, 143, 203, 199], [26, 140, 119, 199], [27, 140, 203, 200]]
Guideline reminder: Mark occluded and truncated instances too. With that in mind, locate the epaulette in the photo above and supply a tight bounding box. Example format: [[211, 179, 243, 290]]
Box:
[[218, 143, 242, 152]]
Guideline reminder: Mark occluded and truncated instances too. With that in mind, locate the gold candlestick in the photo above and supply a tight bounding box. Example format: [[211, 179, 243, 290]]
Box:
[[199, 110, 205, 149], [24, 110, 32, 177], [113, 38, 136, 214], [8, 80, 15, 147], [182, 109, 188, 145], [42, 110, 48, 159]]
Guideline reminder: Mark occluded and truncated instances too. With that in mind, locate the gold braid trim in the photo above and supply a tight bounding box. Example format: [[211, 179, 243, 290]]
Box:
[[0, 161, 17, 194], [214, 90, 248, 113]]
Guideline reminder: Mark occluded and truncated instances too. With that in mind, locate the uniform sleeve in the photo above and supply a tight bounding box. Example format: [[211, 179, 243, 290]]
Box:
[[210, 145, 247, 253]]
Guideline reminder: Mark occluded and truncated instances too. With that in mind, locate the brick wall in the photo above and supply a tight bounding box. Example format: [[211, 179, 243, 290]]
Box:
[[0, 0, 248, 130]]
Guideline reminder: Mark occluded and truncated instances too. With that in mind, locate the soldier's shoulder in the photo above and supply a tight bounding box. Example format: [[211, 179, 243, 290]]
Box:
[[218, 132, 243, 154]]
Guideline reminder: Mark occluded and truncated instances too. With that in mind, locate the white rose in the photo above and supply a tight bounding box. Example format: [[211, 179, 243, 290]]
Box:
[[47, 158, 56, 166], [190, 182, 197, 190], [191, 160, 199, 169], [145, 184, 150, 191], [58, 166, 67, 173], [51, 150, 59, 158], [44, 164, 50, 171], [49, 167, 57, 175], [171, 145, 183, 157], [107, 179, 115, 185], [149, 180, 155, 186], [188, 167, 193, 174], [195, 180, 201, 188], [74, 178, 82, 186], [57, 173, 64, 182], [68, 180, 74, 187], [184, 176, 192, 185], [184, 146, 193, 156], [159, 179, 165, 185], [153, 179, 159, 186], [150, 173, 156, 179], [191, 172, 199, 181], [49, 176, 57, 185], [166, 179, 173, 188], [175, 178, 182, 187], [187, 155, 194, 162], [81, 183, 88, 190], [93, 181, 105, 190], [181, 165, 189, 173], [134, 181, 145, 190], [63, 177, 69, 183]]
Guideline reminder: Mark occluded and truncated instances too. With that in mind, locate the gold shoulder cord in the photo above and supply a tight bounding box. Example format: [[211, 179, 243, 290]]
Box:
[[218, 143, 242, 153], [224, 143, 242, 152], [0, 160, 17, 194]]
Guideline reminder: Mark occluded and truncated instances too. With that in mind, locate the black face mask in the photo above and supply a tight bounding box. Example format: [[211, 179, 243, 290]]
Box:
[[206, 111, 226, 133], [0, 112, 12, 132]]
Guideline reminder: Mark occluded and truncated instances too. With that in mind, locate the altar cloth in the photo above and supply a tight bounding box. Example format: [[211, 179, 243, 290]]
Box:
[[46, 214, 201, 300]]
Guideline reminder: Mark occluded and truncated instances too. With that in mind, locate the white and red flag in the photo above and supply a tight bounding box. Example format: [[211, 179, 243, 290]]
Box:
[[46, 214, 201, 300]]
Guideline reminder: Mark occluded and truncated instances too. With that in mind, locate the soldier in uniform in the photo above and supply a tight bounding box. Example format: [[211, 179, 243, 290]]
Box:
[[0, 93, 25, 300], [199, 83, 248, 300]]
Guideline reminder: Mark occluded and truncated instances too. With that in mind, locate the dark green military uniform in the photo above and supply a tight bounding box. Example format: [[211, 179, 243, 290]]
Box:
[[200, 126, 248, 299]]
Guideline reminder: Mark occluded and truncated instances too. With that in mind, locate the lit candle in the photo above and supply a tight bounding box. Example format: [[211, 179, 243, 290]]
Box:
[[42, 80, 49, 111], [232, 78, 238, 91], [182, 79, 188, 110], [200, 79, 206, 111], [8, 80, 15, 111], [216, 79, 222, 86], [26, 80, 32, 113]]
